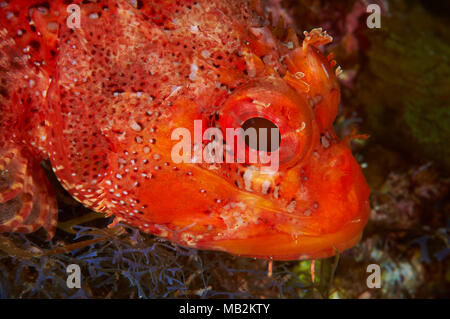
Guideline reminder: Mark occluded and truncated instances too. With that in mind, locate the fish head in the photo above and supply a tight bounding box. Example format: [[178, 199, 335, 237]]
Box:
[[189, 35, 369, 260], [0, 1, 369, 260], [112, 27, 370, 260]]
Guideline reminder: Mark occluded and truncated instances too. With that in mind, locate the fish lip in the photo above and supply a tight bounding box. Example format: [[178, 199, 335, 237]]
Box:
[[193, 201, 371, 261]]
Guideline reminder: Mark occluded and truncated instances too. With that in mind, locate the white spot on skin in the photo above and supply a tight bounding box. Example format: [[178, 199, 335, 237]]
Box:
[[321, 136, 330, 149], [261, 180, 271, 194], [243, 168, 255, 192], [130, 121, 142, 132], [190, 24, 199, 33], [274, 186, 280, 199], [189, 63, 198, 81], [252, 100, 271, 108], [201, 50, 210, 58], [128, 0, 138, 8], [168, 85, 182, 99], [312, 95, 323, 105], [287, 200, 296, 213], [296, 122, 306, 133], [321, 63, 330, 78]]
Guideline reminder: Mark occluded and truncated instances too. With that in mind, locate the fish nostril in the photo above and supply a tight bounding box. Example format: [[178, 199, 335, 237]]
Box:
[[241, 117, 281, 152]]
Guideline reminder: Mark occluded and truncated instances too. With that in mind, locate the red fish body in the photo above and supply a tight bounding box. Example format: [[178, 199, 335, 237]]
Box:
[[0, 0, 370, 260]]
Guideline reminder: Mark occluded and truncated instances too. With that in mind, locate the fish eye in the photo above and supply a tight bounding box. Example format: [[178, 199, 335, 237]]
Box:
[[241, 117, 281, 152], [220, 79, 318, 168]]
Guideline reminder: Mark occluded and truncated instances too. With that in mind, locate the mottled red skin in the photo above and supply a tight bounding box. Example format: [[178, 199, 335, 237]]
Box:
[[0, 0, 370, 260]]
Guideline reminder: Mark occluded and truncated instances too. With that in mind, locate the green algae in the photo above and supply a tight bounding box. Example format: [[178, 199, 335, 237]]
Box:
[[356, 0, 450, 172]]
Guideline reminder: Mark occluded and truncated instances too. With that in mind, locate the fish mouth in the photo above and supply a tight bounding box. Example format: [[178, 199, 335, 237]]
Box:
[[126, 146, 368, 261], [194, 201, 370, 261], [188, 142, 371, 261]]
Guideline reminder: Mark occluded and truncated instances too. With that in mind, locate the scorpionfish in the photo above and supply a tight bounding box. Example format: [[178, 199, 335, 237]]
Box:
[[0, 0, 370, 260]]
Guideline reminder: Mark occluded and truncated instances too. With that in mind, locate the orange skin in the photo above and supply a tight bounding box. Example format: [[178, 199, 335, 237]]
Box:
[[0, 0, 370, 260]]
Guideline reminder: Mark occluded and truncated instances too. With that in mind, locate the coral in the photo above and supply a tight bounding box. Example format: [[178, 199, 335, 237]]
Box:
[[0, 221, 310, 298]]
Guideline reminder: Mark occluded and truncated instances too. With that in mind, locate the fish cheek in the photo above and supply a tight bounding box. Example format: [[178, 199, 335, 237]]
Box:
[[97, 105, 225, 236], [128, 167, 238, 239]]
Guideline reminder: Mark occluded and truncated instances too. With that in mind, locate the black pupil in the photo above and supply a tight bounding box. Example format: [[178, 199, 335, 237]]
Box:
[[241, 117, 281, 152]]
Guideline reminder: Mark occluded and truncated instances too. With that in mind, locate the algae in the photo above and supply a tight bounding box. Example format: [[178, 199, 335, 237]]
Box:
[[356, 0, 450, 172]]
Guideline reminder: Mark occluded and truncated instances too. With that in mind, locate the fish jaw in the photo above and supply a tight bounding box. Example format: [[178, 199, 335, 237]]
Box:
[[194, 204, 369, 261], [189, 141, 371, 260]]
